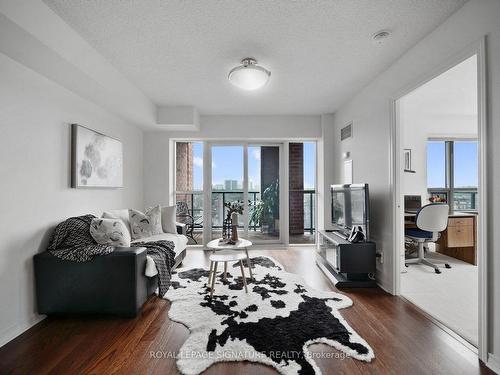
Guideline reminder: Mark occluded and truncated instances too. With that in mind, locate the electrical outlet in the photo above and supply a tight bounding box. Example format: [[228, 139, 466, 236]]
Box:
[[377, 252, 384, 264]]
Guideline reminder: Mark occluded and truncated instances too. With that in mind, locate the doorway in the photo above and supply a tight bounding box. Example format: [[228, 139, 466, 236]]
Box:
[[391, 41, 487, 359]]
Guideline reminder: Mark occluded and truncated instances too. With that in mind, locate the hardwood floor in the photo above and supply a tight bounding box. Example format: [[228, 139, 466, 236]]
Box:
[[0, 248, 493, 375]]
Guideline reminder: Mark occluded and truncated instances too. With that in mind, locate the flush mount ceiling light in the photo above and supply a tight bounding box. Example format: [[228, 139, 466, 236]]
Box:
[[228, 58, 271, 91]]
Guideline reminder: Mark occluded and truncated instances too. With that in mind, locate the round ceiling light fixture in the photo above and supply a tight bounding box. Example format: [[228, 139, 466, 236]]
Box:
[[228, 58, 271, 91]]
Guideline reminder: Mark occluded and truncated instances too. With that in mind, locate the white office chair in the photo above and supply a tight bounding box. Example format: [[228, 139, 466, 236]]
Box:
[[405, 203, 450, 274]]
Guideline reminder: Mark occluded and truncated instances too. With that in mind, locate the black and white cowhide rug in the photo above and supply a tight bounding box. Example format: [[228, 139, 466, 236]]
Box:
[[164, 256, 374, 375]]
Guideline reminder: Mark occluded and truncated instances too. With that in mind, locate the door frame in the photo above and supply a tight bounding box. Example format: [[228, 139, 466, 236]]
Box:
[[390, 37, 488, 360]]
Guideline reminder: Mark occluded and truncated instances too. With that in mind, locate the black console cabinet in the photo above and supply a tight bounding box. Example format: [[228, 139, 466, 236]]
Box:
[[316, 230, 377, 287]]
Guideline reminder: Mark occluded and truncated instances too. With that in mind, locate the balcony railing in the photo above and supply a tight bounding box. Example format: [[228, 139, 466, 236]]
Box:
[[175, 190, 316, 233], [302, 190, 316, 233]]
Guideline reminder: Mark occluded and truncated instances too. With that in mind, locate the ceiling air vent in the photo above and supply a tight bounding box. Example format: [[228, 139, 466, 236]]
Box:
[[341, 123, 352, 141]]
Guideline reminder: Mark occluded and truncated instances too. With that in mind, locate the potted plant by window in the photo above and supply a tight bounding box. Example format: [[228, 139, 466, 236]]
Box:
[[249, 180, 279, 235]]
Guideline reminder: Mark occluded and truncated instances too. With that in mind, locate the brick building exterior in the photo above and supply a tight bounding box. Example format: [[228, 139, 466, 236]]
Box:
[[289, 143, 304, 235], [176, 142, 193, 192]]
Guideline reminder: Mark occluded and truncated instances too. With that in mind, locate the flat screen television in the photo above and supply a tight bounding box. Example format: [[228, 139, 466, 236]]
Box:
[[331, 183, 370, 240]]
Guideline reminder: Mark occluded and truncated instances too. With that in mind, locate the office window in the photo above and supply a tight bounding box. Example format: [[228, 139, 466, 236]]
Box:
[[427, 141, 446, 188], [427, 140, 478, 211], [454, 141, 478, 188]]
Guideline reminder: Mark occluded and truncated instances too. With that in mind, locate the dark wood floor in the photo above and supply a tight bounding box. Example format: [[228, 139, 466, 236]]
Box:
[[0, 249, 493, 375]]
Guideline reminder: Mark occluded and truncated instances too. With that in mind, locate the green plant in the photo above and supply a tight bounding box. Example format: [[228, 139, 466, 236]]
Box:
[[249, 180, 279, 232], [224, 200, 244, 222]]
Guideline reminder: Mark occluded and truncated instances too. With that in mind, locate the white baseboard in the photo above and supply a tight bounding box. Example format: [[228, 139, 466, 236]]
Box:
[[375, 277, 395, 294], [0, 314, 45, 349], [487, 353, 500, 374]]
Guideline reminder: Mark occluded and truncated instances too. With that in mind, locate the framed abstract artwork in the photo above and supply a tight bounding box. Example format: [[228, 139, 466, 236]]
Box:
[[71, 124, 123, 188]]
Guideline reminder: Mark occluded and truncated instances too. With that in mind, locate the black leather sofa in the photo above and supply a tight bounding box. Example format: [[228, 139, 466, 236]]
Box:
[[34, 245, 186, 318]]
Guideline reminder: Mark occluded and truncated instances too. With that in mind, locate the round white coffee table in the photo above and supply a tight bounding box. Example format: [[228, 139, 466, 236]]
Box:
[[208, 250, 248, 297], [206, 238, 253, 280]]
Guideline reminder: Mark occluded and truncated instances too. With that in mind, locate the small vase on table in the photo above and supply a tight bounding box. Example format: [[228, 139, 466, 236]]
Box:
[[231, 212, 239, 243]]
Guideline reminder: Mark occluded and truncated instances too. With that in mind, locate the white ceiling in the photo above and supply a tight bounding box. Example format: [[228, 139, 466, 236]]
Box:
[[43, 0, 467, 115]]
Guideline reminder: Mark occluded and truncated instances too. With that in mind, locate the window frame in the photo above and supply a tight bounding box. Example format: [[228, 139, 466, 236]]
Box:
[[427, 138, 478, 212], [173, 139, 318, 246]]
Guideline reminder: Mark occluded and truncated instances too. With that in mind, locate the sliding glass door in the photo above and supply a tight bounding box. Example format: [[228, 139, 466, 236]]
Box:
[[174, 140, 317, 246], [211, 145, 244, 240], [247, 145, 281, 242], [209, 143, 281, 243]]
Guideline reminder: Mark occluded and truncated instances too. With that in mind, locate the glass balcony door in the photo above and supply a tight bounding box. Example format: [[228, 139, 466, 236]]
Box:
[[211, 145, 244, 240], [247, 145, 281, 242], [175, 141, 318, 246], [208, 143, 282, 244]]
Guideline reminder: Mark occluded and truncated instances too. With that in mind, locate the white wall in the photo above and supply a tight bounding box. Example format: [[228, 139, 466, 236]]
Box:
[[401, 55, 478, 200], [158, 115, 322, 140], [0, 52, 144, 347], [0, 1, 156, 128], [144, 114, 322, 208], [320, 114, 335, 230], [327, 0, 500, 362]]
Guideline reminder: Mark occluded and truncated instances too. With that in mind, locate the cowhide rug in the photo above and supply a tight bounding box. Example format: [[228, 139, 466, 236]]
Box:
[[164, 256, 374, 375]]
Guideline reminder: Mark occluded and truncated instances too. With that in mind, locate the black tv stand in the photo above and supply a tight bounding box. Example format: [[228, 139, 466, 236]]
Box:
[[332, 229, 349, 241], [316, 230, 377, 288]]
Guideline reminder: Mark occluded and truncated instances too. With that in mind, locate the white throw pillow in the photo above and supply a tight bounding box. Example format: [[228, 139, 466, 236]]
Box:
[[129, 205, 163, 240], [102, 209, 131, 234], [90, 218, 131, 247], [161, 205, 177, 234]]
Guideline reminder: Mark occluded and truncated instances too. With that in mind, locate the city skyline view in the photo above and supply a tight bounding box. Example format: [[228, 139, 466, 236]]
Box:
[[191, 143, 316, 191]]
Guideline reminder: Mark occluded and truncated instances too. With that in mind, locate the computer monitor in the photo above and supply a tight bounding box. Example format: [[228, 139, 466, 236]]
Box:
[[404, 195, 422, 213]]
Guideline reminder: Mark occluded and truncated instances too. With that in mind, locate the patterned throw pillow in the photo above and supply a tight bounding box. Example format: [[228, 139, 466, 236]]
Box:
[[102, 209, 132, 234], [129, 205, 163, 240], [161, 205, 177, 234], [90, 218, 131, 247]]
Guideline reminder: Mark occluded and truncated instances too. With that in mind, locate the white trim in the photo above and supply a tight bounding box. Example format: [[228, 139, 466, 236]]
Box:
[[168, 137, 321, 142], [316, 134, 325, 238], [202, 141, 212, 245], [168, 139, 176, 205], [390, 37, 488, 361], [0, 315, 45, 349], [376, 281, 394, 295], [487, 353, 500, 374], [314, 141, 319, 244], [243, 144, 249, 238], [476, 37, 488, 362], [390, 98, 401, 296], [427, 135, 478, 141]]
